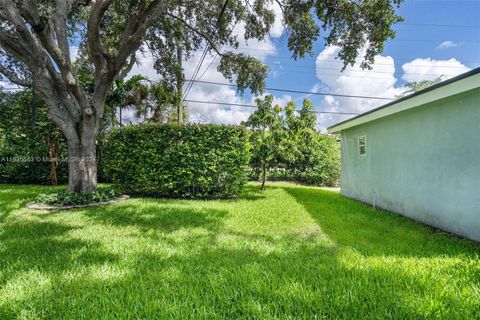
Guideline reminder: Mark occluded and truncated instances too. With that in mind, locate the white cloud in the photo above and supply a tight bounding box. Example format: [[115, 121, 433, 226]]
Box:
[[401, 58, 471, 82], [314, 45, 403, 129], [437, 41, 463, 50], [0, 80, 22, 92], [180, 19, 282, 124], [269, 1, 285, 38], [70, 46, 80, 62], [314, 46, 472, 130], [128, 49, 162, 81], [123, 15, 283, 125]]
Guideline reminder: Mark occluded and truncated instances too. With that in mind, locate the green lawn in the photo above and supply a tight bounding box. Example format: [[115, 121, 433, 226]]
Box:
[[0, 183, 479, 319]]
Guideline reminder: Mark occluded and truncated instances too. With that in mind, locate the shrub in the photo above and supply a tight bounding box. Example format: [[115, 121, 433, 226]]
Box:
[[102, 124, 250, 198], [253, 133, 340, 187], [244, 97, 340, 187], [35, 186, 120, 206]]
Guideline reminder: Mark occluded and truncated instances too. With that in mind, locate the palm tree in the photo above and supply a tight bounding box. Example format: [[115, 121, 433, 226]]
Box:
[[108, 75, 149, 126], [144, 82, 176, 124]]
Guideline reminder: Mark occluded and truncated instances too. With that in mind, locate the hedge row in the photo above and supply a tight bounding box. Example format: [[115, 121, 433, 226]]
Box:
[[0, 135, 68, 185], [102, 124, 250, 198]]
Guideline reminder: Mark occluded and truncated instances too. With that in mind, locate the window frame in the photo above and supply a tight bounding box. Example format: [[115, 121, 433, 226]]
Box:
[[358, 135, 367, 156]]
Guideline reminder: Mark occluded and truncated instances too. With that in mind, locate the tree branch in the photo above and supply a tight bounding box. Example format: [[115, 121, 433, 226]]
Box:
[[0, 30, 32, 64], [54, 0, 72, 64], [115, 53, 137, 80], [115, 0, 166, 67], [0, 63, 31, 86], [87, 0, 114, 72], [165, 12, 223, 56]]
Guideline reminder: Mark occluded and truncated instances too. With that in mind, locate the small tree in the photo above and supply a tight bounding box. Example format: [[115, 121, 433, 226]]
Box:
[[246, 98, 340, 187], [243, 95, 283, 189], [108, 75, 149, 126], [144, 82, 176, 124]]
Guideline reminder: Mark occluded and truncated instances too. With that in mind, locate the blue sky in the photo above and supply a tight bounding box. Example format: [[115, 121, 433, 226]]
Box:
[[266, 0, 480, 91], [168, 0, 479, 128], [260, 0, 480, 128]]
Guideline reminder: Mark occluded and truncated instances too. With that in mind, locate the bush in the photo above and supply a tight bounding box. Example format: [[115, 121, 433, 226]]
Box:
[[102, 124, 250, 198], [247, 130, 340, 187], [35, 186, 120, 206], [244, 97, 340, 188], [291, 134, 340, 186]]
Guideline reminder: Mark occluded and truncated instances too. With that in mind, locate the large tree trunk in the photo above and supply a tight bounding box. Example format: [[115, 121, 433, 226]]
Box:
[[66, 130, 97, 193], [53, 99, 102, 194]]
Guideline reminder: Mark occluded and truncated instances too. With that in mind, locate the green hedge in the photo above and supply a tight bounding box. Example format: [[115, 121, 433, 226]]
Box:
[[247, 131, 340, 187], [0, 135, 68, 185], [0, 91, 68, 185], [102, 124, 250, 198]]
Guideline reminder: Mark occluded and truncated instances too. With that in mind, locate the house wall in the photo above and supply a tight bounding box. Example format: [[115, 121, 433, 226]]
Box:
[[340, 88, 480, 242]]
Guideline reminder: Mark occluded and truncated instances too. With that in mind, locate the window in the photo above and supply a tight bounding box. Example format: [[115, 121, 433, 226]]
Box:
[[358, 136, 366, 156]]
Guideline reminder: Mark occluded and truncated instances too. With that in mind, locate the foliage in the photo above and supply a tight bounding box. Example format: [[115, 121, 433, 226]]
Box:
[[244, 96, 340, 187], [102, 124, 250, 198], [0, 91, 68, 185], [35, 186, 120, 206], [131, 80, 187, 124], [107, 75, 150, 126], [1, 182, 479, 318], [243, 95, 283, 189], [396, 76, 444, 99]]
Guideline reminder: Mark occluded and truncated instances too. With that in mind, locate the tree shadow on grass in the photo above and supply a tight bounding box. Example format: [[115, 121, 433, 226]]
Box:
[[0, 186, 38, 222], [0, 184, 62, 222], [82, 200, 228, 234], [1, 183, 479, 318], [235, 184, 267, 201], [0, 220, 118, 290], [282, 185, 480, 258], [2, 232, 477, 319]]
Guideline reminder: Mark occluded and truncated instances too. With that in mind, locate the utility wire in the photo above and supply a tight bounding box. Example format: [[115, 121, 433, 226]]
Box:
[[0, 78, 396, 100], [185, 50, 480, 67], [184, 79, 395, 100], [183, 99, 360, 115], [183, 48, 208, 99], [183, 0, 230, 100]]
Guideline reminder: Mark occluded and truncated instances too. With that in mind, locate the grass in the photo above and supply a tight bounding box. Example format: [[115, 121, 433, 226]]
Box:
[[0, 182, 479, 319]]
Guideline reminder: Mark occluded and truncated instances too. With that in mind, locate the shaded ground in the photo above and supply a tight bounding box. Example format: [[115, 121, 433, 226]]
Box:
[[0, 183, 479, 319]]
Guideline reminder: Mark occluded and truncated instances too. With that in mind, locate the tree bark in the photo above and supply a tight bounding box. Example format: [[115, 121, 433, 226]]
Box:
[[151, 105, 164, 123], [66, 132, 97, 193], [261, 163, 266, 190], [48, 138, 58, 186]]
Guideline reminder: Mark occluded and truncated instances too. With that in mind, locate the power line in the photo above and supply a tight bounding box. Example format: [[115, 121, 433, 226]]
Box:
[[184, 79, 395, 100], [183, 0, 230, 100], [183, 48, 208, 99], [183, 99, 359, 115], [185, 50, 480, 67], [197, 21, 240, 81]]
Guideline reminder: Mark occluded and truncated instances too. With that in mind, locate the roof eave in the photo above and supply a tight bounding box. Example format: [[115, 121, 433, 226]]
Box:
[[327, 67, 480, 134]]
